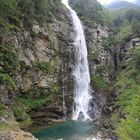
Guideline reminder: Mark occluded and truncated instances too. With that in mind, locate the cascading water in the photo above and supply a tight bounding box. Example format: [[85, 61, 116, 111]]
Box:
[[62, 0, 92, 121]]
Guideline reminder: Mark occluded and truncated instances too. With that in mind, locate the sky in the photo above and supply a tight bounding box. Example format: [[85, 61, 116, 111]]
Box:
[[97, 0, 136, 5]]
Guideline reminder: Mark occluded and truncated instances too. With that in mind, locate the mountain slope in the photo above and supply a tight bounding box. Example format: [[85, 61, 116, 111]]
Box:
[[105, 1, 139, 10]]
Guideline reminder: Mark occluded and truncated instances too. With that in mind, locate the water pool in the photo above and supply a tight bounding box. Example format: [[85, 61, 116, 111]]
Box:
[[32, 121, 100, 140]]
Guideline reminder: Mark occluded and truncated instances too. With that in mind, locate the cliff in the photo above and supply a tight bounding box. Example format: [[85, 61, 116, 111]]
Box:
[[0, 0, 74, 139]]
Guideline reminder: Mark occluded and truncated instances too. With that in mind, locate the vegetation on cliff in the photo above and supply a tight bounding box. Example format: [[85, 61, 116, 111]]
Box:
[[104, 5, 140, 140], [0, 0, 63, 132], [71, 0, 112, 27], [112, 46, 140, 140]]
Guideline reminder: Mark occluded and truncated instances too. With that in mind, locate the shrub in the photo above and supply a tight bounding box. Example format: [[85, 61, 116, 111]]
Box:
[[0, 44, 20, 74], [33, 61, 51, 72], [134, 46, 140, 69], [0, 123, 9, 131], [91, 76, 109, 92], [0, 73, 16, 90], [0, 104, 7, 117], [0, 0, 20, 35], [16, 98, 50, 109]]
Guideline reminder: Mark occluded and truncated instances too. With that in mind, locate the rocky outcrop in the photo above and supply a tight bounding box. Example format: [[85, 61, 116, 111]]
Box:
[[85, 25, 114, 83], [118, 37, 140, 64], [84, 24, 114, 120], [12, 6, 74, 127], [0, 108, 37, 140], [0, 130, 37, 140]]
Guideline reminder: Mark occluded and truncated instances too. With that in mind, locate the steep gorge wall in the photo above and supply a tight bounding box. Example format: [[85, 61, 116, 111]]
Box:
[[0, 2, 74, 139]]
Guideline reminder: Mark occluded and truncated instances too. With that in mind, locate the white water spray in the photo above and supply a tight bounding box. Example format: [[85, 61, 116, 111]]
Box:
[[62, 0, 92, 121]]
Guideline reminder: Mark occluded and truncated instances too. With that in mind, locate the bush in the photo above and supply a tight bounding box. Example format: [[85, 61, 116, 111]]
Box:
[[0, 123, 9, 131], [0, 0, 20, 35], [12, 106, 24, 119], [0, 73, 16, 90], [91, 76, 109, 92], [16, 98, 50, 109], [134, 46, 140, 69], [17, 0, 61, 28], [0, 104, 7, 117], [0, 44, 20, 74], [33, 61, 51, 72], [102, 35, 118, 49]]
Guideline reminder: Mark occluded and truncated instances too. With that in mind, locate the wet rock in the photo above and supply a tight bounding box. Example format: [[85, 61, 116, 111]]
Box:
[[37, 76, 48, 88], [0, 120, 37, 140], [21, 77, 32, 92]]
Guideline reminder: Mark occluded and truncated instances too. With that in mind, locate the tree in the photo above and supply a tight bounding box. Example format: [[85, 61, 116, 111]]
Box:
[[17, 0, 35, 28], [0, 0, 20, 37]]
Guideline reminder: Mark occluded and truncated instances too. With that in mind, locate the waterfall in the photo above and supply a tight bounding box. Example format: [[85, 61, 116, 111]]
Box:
[[62, 85, 67, 120], [62, 0, 92, 121]]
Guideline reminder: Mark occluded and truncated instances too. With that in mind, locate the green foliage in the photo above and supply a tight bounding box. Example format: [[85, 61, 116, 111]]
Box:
[[134, 46, 140, 69], [91, 75, 109, 92], [16, 98, 50, 109], [0, 0, 20, 18], [0, 73, 15, 90], [0, 104, 7, 117], [0, 0, 20, 35], [131, 19, 140, 34], [111, 8, 140, 36], [0, 44, 19, 91], [0, 44, 20, 74], [33, 61, 51, 73], [102, 35, 118, 49], [113, 46, 140, 139], [117, 24, 132, 43], [125, 9, 140, 22], [12, 106, 24, 118], [0, 123, 9, 131], [117, 117, 140, 140], [71, 0, 113, 27], [18, 0, 35, 28], [12, 105, 33, 129], [106, 24, 133, 48], [18, 0, 61, 28], [0, 0, 62, 31]]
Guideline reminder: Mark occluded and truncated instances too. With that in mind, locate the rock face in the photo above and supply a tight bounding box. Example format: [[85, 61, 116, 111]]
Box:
[[0, 108, 37, 140], [13, 7, 74, 125], [0, 130, 38, 140], [118, 37, 140, 63], [84, 24, 115, 120], [85, 25, 115, 83], [0, 3, 75, 139]]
